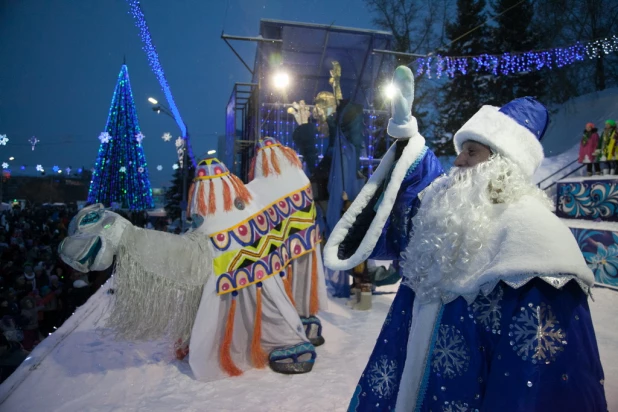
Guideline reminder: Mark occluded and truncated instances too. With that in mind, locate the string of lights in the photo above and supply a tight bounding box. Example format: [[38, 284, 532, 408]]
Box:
[[125, 0, 196, 167], [415, 35, 618, 79]]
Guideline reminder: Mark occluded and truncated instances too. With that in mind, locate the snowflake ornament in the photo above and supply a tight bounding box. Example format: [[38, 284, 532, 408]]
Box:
[[172, 163, 179, 170], [138, 167, 144, 173], [1, 162, 7, 169], [36, 164, 44, 172], [98, 132, 111, 144], [135, 132, 145, 144], [52, 165, 59, 173], [175, 137, 184, 148], [368, 356, 398, 398], [432, 325, 470, 378], [119, 166, 127, 173], [470, 286, 504, 333], [29, 136, 39, 151], [509, 302, 566, 364], [156, 165, 163, 171], [0, 134, 8, 145], [161, 132, 172, 142]]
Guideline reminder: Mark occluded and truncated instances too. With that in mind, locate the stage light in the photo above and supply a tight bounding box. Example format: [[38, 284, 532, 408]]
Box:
[[383, 83, 397, 99], [273, 72, 290, 89]]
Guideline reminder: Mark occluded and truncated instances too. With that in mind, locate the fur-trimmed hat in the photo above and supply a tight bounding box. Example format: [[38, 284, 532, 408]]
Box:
[[453, 96, 549, 178]]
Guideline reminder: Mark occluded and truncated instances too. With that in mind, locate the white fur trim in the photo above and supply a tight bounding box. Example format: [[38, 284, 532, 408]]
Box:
[[453, 105, 544, 178], [323, 135, 426, 270], [387, 116, 419, 139]]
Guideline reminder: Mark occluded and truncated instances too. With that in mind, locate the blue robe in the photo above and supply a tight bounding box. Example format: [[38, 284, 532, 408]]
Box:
[[348, 279, 607, 411]]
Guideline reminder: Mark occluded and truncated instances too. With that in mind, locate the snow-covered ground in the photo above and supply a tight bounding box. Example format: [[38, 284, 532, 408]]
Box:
[[1, 281, 616, 411]]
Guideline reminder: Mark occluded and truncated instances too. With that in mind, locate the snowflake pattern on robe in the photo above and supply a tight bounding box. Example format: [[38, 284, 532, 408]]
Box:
[[442, 400, 473, 412], [432, 325, 470, 378], [368, 356, 397, 398], [508, 302, 566, 363], [469, 286, 503, 333]]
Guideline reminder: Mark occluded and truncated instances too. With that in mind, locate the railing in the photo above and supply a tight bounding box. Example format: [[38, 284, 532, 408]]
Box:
[[537, 159, 585, 191]]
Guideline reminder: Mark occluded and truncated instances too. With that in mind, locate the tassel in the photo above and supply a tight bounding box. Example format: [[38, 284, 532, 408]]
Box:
[[220, 293, 243, 376], [251, 283, 268, 368], [208, 179, 216, 215], [261, 150, 270, 177], [197, 182, 207, 216], [309, 250, 319, 316], [222, 177, 233, 211], [230, 175, 253, 203], [282, 147, 302, 168], [283, 268, 295, 307], [187, 182, 195, 215], [248, 156, 256, 182], [270, 148, 281, 175]]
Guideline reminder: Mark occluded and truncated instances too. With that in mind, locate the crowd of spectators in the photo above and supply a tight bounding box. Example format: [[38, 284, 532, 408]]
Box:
[[0, 203, 115, 383]]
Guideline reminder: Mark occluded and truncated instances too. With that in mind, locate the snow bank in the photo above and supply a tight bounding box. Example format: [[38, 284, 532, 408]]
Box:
[[0, 280, 616, 411]]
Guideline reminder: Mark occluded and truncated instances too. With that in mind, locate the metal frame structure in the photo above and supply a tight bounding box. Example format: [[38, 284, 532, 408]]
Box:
[[222, 19, 396, 179]]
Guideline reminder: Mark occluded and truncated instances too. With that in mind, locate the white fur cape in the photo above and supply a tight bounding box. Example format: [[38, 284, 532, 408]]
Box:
[[323, 135, 427, 270], [403, 189, 595, 304]]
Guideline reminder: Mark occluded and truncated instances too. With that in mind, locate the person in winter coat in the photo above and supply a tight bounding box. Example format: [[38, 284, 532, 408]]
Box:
[[578, 122, 601, 176], [600, 119, 617, 174]]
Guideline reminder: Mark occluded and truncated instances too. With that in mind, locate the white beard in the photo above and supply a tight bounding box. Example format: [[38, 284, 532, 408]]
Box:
[[401, 155, 551, 303]]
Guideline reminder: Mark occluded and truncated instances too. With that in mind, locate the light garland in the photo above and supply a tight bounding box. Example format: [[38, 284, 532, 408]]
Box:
[[416, 35, 618, 78], [125, 0, 195, 167]]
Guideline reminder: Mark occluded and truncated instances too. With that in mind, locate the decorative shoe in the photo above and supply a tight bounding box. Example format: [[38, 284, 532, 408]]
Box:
[[301, 316, 325, 347], [269, 342, 316, 374]]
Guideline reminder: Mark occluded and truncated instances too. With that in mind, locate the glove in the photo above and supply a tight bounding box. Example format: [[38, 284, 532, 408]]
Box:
[[387, 66, 419, 139]]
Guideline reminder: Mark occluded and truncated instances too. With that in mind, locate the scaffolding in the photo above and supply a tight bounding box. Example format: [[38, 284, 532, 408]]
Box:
[[223, 19, 396, 179]]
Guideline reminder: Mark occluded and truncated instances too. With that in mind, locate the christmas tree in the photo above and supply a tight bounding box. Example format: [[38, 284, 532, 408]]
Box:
[[87, 64, 154, 210], [434, 0, 492, 157]]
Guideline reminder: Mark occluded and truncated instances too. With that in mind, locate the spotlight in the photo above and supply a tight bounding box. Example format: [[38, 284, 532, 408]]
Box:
[[273, 72, 290, 89], [383, 83, 397, 99]]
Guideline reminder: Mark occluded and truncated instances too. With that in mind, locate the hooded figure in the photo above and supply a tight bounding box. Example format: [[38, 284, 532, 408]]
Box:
[[248, 137, 328, 346], [324, 66, 444, 292], [347, 93, 606, 411]]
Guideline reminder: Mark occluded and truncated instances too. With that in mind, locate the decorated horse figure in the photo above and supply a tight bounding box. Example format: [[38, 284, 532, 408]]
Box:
[[248, 137, 328, 346], [59, 157, 320, 382]]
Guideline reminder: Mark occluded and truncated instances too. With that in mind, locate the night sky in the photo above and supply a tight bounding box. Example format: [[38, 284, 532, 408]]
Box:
[[0, 0, 375, 187]]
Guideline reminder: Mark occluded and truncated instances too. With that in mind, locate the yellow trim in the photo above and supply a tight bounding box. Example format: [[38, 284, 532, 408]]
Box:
[[217, 246, 316, 296], [256, 143, 281, 153], [209, 183, 312, 238]]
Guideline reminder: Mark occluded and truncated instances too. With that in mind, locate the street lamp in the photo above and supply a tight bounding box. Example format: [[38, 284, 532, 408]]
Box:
[[207, 150, 216, 155], [148, 97, 190, 229]]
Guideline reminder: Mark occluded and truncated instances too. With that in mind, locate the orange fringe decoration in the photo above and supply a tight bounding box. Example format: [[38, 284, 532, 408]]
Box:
[[222, 177, 233, 211], [309, 250, 319, 316], [282, 147, 302, 168], [284, 265, 295, 306], [208, 179, 216, 215], [251, 285, 268, 368], [270, 148, 281, 175], [229, 175, 253, 203], [197, 182, 207, 216], [248, 156, 256, 182], [186, 182, 195, 215], [219, 296, 243, 376], [261, 150, 270, 177]]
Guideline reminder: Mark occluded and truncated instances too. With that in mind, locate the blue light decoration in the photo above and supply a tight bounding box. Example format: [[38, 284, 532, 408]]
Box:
[[87, 64, 154, 211], [125, 0, 196, 167], [415, 35, 618, 79]]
